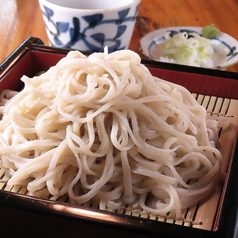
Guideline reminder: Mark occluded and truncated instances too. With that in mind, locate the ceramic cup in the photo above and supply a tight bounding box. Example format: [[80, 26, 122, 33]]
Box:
[[38, 0, 141, 53]]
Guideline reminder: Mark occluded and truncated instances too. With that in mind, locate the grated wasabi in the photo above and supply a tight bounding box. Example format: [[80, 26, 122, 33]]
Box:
[[201, 24, 220, 39]]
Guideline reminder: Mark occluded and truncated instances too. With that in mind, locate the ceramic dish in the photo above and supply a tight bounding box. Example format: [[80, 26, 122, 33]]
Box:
[[139, 26, 238, 69]]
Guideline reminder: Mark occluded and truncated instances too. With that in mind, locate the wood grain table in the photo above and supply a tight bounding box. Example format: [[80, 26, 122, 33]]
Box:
[[1, 0, 238, 72]]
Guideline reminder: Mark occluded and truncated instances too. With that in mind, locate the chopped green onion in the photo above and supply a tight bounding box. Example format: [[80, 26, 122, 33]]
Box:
[[158, 31, 214, 68]]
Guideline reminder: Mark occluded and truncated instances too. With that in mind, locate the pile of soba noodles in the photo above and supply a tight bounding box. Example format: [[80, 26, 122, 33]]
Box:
[[0, 49, 222, 217]]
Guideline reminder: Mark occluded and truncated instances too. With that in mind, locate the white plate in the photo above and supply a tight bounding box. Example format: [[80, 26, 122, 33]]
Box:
[[139, 26, 238, 69]]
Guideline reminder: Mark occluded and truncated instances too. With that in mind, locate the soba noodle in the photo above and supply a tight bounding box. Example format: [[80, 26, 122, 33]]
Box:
[[0, 50, 222, 217]]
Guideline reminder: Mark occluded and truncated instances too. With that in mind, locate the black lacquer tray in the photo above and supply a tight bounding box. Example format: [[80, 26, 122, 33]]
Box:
[[0, 37, 238, 238]]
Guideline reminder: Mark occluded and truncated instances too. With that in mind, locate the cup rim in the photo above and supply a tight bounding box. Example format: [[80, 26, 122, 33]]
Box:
[[38, 0, 141, 12]]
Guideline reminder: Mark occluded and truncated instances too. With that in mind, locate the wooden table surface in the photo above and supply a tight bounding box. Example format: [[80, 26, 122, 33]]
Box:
[[1, 0, 238, 72]]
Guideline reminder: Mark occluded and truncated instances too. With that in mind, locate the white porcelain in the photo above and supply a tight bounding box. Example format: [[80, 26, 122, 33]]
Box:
[[38, 0, 141, 53], [140, 26, 238, 69]]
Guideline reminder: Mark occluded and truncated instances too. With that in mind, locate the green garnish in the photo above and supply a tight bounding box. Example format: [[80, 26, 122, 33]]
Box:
[[158, 32, 214, 67], [201, 24, 220, 39]]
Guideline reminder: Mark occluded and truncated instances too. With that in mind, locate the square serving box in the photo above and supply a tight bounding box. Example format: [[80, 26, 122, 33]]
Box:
[[0, 37, 238, 238]]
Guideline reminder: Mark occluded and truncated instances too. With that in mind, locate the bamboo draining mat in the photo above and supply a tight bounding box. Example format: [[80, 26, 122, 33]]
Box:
[[1, 94, 238, 231]]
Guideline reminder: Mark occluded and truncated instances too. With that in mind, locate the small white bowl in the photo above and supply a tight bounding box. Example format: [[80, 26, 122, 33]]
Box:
[[38, 0, 141, 53], [139, 26, 238, 69]]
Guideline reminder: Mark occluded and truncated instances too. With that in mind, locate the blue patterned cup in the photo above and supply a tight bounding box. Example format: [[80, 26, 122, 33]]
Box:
[[38, 0, 141, 53]]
